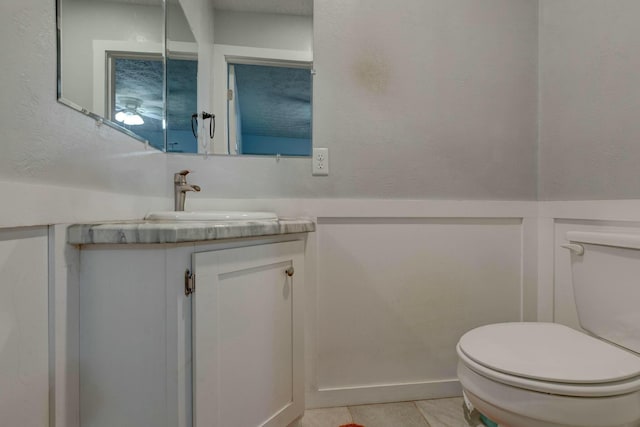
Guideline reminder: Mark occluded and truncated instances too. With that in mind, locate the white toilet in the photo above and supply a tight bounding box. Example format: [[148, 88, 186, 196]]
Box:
[[457, 231, 640, 427]]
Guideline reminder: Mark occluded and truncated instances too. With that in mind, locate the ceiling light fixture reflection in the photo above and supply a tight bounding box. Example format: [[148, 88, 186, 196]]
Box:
[[115, 111, 145, 126]]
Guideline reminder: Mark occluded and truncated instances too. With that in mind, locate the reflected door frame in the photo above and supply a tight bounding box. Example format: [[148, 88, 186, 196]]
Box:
[[227, 59, 312, 156], [212, 44, 312, 156], [92, 40, 163, 117], [105, 51, 163, 124]]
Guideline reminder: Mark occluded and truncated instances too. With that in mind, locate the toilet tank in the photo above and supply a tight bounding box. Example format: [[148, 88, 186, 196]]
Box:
[[565, 231, 640, 354]]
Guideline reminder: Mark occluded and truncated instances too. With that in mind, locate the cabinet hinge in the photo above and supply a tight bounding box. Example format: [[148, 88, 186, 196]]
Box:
[[185, 270, 195, 296], [227, 89, 233, 101]]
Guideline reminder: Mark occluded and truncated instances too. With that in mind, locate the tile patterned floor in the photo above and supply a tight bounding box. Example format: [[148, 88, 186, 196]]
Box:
[[300, 397, 479, 427]]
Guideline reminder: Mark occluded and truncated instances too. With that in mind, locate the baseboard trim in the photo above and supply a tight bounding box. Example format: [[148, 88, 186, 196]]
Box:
[[305, 379, 462, 409]]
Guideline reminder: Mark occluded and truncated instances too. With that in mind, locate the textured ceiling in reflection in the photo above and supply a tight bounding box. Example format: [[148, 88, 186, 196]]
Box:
[[114, 57, 163, 131], [114, 57, 197, 131], [167, 59, 198, 130], [234, 64, 311, 139]]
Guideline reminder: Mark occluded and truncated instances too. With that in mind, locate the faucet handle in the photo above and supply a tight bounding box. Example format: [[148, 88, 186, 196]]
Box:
[[174, 169, 191, 183]]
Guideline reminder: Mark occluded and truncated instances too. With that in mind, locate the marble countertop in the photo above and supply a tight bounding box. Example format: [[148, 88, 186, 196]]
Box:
[[67, 218, 315, 245]]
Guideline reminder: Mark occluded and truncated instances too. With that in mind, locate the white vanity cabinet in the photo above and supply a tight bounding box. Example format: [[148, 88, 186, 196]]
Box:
[[78, 237, 306, 427], [193, 241, 305, 427]]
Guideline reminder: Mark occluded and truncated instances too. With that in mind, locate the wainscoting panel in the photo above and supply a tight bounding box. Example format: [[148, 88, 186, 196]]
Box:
[[309, 216, 524, 407], [0, 227, 49, 427]]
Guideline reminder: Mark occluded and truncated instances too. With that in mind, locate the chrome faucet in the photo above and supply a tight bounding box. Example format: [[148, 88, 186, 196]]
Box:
[[174, 170, 201, 211]]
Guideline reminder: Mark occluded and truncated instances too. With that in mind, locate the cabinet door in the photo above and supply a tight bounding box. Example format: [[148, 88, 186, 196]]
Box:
[[193, 241, 304, 427]]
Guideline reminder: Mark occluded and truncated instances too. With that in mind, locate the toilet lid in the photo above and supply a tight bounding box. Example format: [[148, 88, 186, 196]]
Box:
[[458, 323, 640, 384]]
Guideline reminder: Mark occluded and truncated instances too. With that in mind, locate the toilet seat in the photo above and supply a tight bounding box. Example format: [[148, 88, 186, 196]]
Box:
[[457, 322, 640, 398]]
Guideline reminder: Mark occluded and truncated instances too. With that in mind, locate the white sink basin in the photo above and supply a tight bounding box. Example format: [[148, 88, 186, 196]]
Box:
[[145, 211, 278, 222]]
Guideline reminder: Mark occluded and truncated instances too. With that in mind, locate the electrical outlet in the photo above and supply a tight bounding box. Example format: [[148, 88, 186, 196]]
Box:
[[312, 147, 329, 176]]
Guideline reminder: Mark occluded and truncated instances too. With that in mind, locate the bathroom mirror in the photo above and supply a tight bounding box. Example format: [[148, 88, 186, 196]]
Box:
[[57, 0, 313, 157], [166, 1, 198, 153], [210, 1, 314, 156], [57, 0, 166, 150]]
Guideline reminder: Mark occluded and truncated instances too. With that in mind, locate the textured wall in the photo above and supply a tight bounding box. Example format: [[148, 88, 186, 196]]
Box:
[[312, 0, 538, 199], [2, 0, 539, 228], [539, 0, 640, 200], [172, 0, 539, 200], [0, 0, 169, 227]]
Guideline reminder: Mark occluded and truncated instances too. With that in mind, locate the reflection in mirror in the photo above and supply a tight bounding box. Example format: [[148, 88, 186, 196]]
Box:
[[166, 1, 198, 153], [166, 59, 198, 153], [109, 53, 164, 149], [211, 0, 314, 156], [57, 0, 313, 156], [229, 63, 312, 156], [57, 0, 165, 148]]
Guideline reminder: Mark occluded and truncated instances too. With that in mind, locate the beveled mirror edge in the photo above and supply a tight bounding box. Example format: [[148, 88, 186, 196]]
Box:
[[57, 98, 160, 150]]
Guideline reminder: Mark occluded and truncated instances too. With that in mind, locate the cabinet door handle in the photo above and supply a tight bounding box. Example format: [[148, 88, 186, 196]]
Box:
[[285, 266, 295, 277]]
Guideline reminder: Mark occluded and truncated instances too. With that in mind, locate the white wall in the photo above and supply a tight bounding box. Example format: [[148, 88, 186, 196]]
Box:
[[1, 0, 539, 231], [0, 227, 49, 427], [309, 0, 538, 199], [168, 3, 196, 44], [214, 10, 312, 52], [539, 0, 640, 200]]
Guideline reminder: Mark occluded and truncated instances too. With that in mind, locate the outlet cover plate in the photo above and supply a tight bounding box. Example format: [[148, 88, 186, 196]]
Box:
[[312, 147, 329, 176]]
